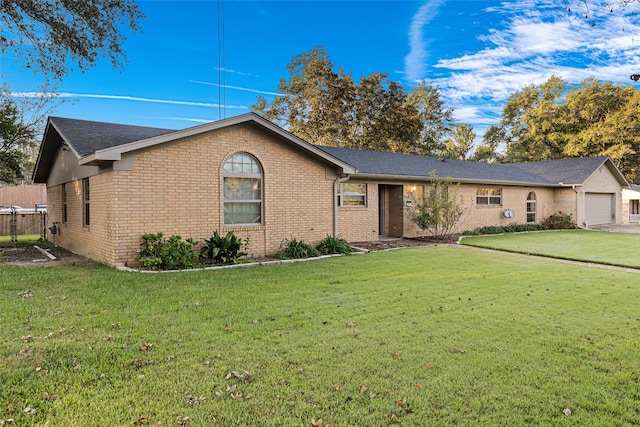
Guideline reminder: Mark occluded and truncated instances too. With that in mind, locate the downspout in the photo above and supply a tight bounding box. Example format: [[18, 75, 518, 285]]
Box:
[[334, 173, 351, 237]]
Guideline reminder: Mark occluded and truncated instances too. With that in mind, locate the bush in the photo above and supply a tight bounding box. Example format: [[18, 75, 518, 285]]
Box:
[[474, 225, 506, 235], [542, 212, 576, 230], [463, 223, 545, 236], [200, 230, 247, 265], [504, 223, 545, 233], [139, 232, 200, 270], [277, 238, 321, 259], [316, 235, 354, 255]]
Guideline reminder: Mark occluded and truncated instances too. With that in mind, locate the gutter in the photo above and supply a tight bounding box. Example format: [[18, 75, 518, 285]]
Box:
[[334, 174, 351, 237], [350, 173, 563, 188]]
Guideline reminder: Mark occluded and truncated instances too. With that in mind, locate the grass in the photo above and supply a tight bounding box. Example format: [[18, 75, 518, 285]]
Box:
[[1, 245, 640, 425], [460, 230, 640, 269], [0, 234, 41, 243]]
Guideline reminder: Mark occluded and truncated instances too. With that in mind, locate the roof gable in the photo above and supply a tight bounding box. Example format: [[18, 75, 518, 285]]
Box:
[[33, 113, 356, 183], [506, 157, 626, 186]]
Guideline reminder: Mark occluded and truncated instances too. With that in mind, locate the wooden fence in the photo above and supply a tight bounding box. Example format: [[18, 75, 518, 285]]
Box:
[[0, 185, 47, 209]]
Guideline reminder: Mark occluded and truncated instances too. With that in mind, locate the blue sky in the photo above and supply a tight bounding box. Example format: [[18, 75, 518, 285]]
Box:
[[5, 0, 640, 145]]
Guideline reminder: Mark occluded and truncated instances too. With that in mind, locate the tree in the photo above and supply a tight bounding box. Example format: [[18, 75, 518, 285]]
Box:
[[251, 46, 455, 155], [252, 47, 355, 147], [1, 0, 144, 80], [442, 123, 476, 160], [1, 99, 36, 185], [561, 79, 640, 181], [0, 86, 57, 185], [405, 172, 465, 240], [491, 76, 566, 163], [350, 73, 422, 153], [489, 76, 640, 182], [405, 81, 454, 156]]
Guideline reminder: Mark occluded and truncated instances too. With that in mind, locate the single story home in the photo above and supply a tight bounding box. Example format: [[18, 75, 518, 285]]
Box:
[[32, 113, 629, 267]]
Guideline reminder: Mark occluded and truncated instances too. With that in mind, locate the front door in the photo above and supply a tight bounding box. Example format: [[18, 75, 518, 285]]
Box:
[[378, 185, 404, 237]]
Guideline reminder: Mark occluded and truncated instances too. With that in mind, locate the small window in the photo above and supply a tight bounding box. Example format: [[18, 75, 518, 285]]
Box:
[[83, 179, 90, 226], [223, 153, 263, 225], [338, 183, 366, 207], [62, 183, 68, 223], [526, 191, 537, 223], [476, 188, 502, 206]]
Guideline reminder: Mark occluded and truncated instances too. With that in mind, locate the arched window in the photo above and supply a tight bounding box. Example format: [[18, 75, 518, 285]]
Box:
[[223, 153, 263, 225], [526, 191, 537, 223]]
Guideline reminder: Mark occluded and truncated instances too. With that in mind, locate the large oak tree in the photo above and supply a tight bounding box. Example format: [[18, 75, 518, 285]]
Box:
[[0, 0, 144, 183], [251, 46, 458, 156], [1, 0, 144, 81], [483, 76, 640, 182]]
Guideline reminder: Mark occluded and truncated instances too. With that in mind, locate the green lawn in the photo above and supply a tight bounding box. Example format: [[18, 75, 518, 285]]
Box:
[[460, 230, 640, 269], [0, 234, 41, 243], [2, 245, 640, 425]]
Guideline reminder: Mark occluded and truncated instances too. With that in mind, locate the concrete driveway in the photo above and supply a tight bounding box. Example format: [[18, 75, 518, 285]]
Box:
[[590, 224, 640, 233]]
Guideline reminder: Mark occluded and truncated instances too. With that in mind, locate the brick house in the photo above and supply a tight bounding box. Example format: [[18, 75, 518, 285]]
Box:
[[33, 113, 629, 267]]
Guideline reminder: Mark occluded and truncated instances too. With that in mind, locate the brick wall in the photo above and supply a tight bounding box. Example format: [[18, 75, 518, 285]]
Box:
[[337, 181, 378, 242], [61, 124, 336, 267], [401, 183, 556, 236]]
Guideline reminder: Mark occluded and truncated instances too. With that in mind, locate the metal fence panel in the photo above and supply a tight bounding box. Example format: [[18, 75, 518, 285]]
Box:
[[0, 212, 46, 241]]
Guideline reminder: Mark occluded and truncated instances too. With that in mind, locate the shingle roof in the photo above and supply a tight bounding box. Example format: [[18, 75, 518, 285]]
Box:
[[35, 115, 627, 188], [317, 145, 597, 185], [50, 117, 175, 157], [507, 157, 614, 185]]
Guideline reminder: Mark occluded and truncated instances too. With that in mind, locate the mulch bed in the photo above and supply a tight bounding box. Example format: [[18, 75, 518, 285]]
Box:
[[1, 236, 458, 268], [0, 243, 91, 267], [351, 236, 459, 252]]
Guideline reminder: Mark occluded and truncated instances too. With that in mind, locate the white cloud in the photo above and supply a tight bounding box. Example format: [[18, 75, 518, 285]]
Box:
[[404, 0, 447, 82], [414, 0, 640, 139]]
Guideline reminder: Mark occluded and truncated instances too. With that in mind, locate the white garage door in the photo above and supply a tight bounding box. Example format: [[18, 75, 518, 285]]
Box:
[[586, 193, 613, 225]]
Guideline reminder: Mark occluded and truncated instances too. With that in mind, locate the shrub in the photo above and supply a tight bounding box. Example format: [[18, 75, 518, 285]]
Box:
[[139, 232, 200, 270], [405, 172, 465, 240], [474, 225, 506, 235], [316, 235, 354, 255], [503, 223, 545, 233], [277, 238, 321, 259], [542, 212, 576, 230], [200, 230, 248, 265], [463, 223, 545, 236]]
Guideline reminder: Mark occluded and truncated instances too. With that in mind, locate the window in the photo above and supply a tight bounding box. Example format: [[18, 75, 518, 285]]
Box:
[[223, 153, 263, 225], [526, 191, 537, 223], [83, 178, 90, 226], [338, 183, 366, 207], [62, 183, 68, 223], [476, 188, 502, 206]]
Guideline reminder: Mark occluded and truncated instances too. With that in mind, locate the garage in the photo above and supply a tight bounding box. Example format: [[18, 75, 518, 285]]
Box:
[[585, 193, 614, 225]]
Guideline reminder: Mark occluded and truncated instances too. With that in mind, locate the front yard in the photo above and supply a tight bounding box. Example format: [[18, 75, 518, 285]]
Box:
[[460, 229, 640, 269], [1, 242, 639, 425]]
